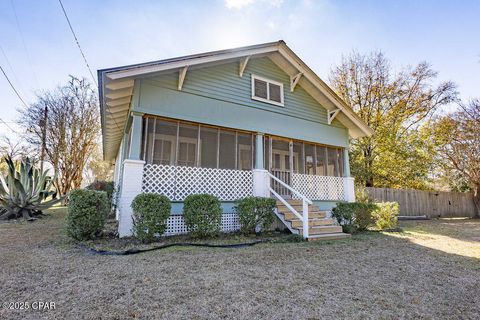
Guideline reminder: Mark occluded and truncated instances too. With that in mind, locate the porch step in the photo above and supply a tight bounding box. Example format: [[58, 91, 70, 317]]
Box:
[[307, 233, 351, 241], [298, 225, 343, 235], [290, 218, 335, 228], [277, 204, 321, 213], [274, 199, 349, 241], [282, 211, 327, 220]]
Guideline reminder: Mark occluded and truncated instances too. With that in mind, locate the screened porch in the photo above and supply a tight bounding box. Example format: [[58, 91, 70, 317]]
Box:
[[138, 115, 350, 202]]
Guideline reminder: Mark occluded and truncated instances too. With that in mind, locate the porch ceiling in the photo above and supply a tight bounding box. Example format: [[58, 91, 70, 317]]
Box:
[[98, 40, 373, 162]]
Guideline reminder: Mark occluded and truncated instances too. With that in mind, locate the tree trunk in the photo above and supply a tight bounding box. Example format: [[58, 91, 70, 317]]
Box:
[[473, 184, 480, 219]]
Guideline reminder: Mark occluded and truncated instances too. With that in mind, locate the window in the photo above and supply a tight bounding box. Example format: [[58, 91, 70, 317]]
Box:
[[251, 75, 284, 106]]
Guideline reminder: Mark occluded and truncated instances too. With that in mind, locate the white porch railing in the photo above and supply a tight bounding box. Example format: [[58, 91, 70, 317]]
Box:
[[292, 173, 348, 201], [267, 172, 312, 239], [142, 164, 253, 201]]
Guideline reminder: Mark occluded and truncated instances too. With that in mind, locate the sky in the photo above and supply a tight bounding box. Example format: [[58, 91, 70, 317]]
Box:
[[0, 0, 479, 139]]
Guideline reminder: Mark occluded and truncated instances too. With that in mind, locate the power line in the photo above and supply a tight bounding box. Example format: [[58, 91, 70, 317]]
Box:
[[0, 118, 18, 134], [10, 0, 40, 88], [0, 65, 28, 108], [58, 0, 97, 86], [57, 0, 122, 132]]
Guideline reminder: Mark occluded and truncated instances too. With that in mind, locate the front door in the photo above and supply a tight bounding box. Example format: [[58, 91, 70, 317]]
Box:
[[269, 138, 298, 198]]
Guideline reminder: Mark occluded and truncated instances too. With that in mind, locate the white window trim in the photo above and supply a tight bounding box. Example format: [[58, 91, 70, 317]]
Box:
[[251, 74, 284, 107]]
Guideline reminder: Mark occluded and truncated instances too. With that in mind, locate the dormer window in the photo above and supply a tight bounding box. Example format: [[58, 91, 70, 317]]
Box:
[[251, 74, 284, 107]]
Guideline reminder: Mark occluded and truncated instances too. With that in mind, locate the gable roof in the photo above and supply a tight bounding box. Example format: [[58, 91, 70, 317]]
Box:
[[98, 40, 373, 161]]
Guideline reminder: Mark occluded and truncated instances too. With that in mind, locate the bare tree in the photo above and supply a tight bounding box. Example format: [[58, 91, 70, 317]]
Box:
[[435, 99, 480, 216], [329, 51, 457, 188], [20, 76, 100, 196], [0, 137, 34, 160]]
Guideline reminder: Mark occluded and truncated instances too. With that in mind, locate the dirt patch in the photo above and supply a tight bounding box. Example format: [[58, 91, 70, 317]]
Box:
[[1, 209, 480, 319]]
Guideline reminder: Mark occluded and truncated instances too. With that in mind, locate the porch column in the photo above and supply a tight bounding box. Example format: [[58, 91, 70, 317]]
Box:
[[118, 159, 145, 237], [255, 132, 264, 169], [253, 132, 269, 197], [343, 148, 351, 177], [343, 148, 355, 202], [128, 112, 144, 160]]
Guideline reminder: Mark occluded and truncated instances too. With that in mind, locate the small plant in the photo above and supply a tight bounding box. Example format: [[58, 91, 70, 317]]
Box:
[[183, 194, 222, 238], [0, 156, 61, 220], [234, 196, 276, 234], [66, 189, 108, 240], [372, 202, 399, 230], [131, 193, 171, 243], [332, 202, 378, 233]]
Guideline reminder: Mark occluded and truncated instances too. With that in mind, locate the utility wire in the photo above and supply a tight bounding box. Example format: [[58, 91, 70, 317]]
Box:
[[0, 118, 18, 134], [58, 0, 122, 133], [58, 0, 97, 86], [10, 0, 40, 88], [0, 65, 28, 108]]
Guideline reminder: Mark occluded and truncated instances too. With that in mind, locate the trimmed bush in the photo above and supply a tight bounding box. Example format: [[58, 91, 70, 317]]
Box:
[[332, 202, 378, 233], [183, 194, 222, 238], [131, 193, 171, 243], [372, 202, 399, 230], [234, 196, 276, 234], [86, 181, 115, 209], [66, 189, 108, 240]]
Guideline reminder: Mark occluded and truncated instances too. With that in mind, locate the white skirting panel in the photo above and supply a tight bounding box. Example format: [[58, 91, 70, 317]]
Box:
[[164, 213, 241, 236]]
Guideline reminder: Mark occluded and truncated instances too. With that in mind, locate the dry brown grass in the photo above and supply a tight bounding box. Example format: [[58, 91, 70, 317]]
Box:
[[1, 208, 480, 319]]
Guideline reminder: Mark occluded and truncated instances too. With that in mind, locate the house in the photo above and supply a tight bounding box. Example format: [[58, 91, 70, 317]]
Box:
[[98, 40, 373, 240]]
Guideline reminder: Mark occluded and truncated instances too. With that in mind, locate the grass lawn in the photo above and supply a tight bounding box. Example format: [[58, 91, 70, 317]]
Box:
[[1, 207, 480, 319]]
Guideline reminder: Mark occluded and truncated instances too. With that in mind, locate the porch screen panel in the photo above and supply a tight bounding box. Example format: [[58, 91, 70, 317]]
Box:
[[178, 123, 198, 167], [143, 118, 155, 163], [272, 139, 289, 171], [316, 146, 327, 176], [337, 149, 344, 177], [264, 136, 270, 170], [293, 142, 304, 174], [200, 127, 218, 168], [219, 130, 235, 169], [152, 119, 177, 165], [237, 133, 253, 170], [304, 143, 315, 175], [327, 147, 339, 176]]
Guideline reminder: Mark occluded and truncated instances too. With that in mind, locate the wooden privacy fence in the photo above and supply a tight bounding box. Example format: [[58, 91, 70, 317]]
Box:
[[365, 187, 477, 218]]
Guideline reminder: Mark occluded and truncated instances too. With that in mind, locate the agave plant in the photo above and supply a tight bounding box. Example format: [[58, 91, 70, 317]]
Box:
[[0, 156, 61, 220]]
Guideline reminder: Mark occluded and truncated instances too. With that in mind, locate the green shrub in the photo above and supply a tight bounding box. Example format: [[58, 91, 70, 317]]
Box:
[[183, 194, 222, 238], [372, 202, 399, 230], [332, 202, 378, 233], [66, 189, 108, 240], [131, 193, 171, 243], [86, 181, 115, 211], [234, 196, 276, 234]]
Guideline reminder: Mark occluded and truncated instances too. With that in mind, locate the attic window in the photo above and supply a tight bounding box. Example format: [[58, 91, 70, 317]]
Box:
[[251, 75, 284, 106]]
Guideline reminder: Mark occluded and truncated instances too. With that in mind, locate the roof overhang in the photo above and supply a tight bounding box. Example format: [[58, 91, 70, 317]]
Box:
[[98, 40, 373, 162]]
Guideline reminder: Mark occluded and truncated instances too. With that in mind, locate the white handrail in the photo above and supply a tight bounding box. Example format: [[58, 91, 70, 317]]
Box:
[[270, 187, 303, 221], [267, 171, 311, 238], [267, 172, 312, 204]]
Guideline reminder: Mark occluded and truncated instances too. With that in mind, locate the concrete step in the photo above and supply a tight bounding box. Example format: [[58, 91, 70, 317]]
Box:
[[298, 225, 343, 235], [290, 218, 335, 228], [282, 211, 327, 220], [307, 233, 351, 241]]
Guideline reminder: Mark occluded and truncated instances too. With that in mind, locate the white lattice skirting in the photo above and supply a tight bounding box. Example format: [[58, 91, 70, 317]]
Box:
[[292, 173, 346, 201], [165, 213, 241, 235], [142, 164, 254, 201]]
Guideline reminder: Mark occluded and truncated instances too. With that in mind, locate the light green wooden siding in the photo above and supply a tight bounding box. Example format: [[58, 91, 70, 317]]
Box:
[[133, 56, 349, 147]]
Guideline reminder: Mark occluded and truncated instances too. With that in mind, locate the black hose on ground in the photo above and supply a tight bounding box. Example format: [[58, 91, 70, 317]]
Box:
[[81, 240, 269, 256]]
